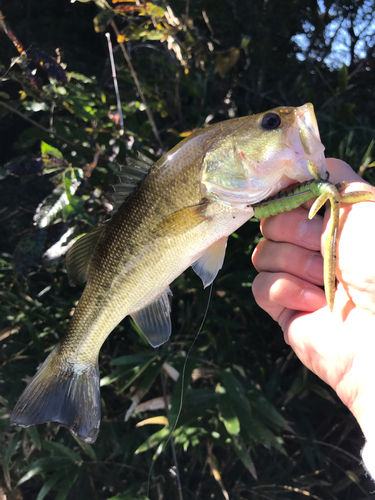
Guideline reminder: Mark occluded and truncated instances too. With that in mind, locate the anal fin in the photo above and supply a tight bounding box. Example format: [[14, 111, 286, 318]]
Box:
[[192, 237, 227, 287], [131, 289, 172, 348]]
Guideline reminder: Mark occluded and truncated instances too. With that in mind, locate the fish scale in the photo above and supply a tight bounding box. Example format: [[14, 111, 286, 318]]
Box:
[[13, 103, 358, 443]]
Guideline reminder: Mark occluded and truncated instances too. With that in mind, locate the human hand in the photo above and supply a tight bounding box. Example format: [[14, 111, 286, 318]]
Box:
[[252, 158, 375, 442]]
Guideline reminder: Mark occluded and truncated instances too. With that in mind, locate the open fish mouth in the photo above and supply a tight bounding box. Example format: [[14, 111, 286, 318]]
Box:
[[282, 104, 326, 184], [296, 103, 321, 141]]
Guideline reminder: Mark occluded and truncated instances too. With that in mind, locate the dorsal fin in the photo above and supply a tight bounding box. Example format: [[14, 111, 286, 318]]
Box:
[[66, 226, 104, 286], [111, 152, 154, 216]]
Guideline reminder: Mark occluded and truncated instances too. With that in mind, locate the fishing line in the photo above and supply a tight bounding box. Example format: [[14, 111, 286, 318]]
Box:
[[105, 35, 212, 496], [160, 370, 183, 500], [147, 283, 213, 498]]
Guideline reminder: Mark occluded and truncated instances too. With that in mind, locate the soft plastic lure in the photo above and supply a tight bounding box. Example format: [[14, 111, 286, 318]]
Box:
[[253, 160, 373, 311]]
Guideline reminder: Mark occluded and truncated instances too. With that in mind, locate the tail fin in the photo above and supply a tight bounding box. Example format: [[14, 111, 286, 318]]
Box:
[[10, 348, 101, 444]]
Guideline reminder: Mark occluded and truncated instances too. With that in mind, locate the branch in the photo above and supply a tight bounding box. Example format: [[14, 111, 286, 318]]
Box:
[[0, 100, 93, 155], [110, 20, 164, 151]]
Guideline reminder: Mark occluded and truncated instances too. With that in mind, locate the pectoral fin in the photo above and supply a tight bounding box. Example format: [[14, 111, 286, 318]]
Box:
[[192, 237, 227, 287], [153, 200, 209, 238], [131, 289, 172, 348]]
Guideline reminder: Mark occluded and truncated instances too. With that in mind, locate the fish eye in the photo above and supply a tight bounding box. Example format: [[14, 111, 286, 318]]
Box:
[[261, 112, 281, 130]]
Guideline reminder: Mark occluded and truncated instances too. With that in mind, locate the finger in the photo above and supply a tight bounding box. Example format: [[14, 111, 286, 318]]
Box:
[[326, 158, 375, 199], [252, 271, 327, 320], [252, 240, 324, 285], [260, 208, 324, 251], [326, 158, 370, 185]]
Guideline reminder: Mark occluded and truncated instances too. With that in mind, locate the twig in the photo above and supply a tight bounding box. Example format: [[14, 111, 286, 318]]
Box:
[[110, 20, 164, 151], [0, 100, 92, 155], [105, 32, 124, 132]]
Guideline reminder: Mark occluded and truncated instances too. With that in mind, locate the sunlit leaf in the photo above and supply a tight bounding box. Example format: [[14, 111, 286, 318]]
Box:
[[136, 416, 168, 427], [215, 48, 240, 77], [135, 427, 170, 454], [41, 141, 63, 158], [219, 394, 240, 435], [145, 3, 166, 17], [93, 9, 115, 33]]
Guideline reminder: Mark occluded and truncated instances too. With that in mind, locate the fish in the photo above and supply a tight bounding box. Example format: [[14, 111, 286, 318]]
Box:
[[10, 103, 326, 443]]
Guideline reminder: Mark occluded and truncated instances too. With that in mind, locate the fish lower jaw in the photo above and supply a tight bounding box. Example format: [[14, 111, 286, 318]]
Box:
[[294, 154, 326, 179], [205, 187, 257, 208]]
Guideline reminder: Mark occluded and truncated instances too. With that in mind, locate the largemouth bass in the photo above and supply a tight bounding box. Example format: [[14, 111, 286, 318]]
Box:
[[10, 103, 326, 443]]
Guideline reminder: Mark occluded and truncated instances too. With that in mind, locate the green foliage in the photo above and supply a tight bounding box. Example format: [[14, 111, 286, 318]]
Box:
[[1, 0, 375, 499]]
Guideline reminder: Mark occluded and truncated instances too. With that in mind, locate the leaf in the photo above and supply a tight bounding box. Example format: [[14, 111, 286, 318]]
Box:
[[177, 389, 219, 427], [168, 358, 195, 430], [28, 47, 67, 84], [93, 9, 115, 32], [247, 386, 287, 430], [136, 416, 169, 427], [100, 365, 137, 387], [36, 468, 68, 500], [72, 435, 97, 461], [114, 5, 145, 14], [41, 440, 82, 463], [41, 141, 63, 158], [34, 191, 65, 227], [111, 352, 156, 366], [240, 35, 250, 49], [219, 394, 240, 435], [12, 228, 47, 275], [2, 435, 18, 489], [135, 427, 170, 454], [231, 435, 257, 480], [221, 369, 250, 412], [118, 356, 161, 393], [26, 426, 41, 449], [145, 3, 166, 17], [215, 48, 240, 77], [55, 468, 79, 500], [138, 356, 167, 393], [338, 63, 348, 91], [108, 493, 150, 500], [18, 458, 72, 485], [361, 139, 374, 168]]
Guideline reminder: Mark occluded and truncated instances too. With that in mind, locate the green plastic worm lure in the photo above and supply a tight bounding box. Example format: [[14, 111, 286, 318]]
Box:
[[253, 160, 373, 311]]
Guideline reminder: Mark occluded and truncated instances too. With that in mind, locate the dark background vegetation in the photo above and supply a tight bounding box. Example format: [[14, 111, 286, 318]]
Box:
[[1, 0, 375, 499]]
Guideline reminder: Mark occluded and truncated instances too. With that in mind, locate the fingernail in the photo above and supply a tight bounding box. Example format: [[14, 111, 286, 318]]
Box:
[[305, 254, 324, 280], [299, 218, 322, 248]]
